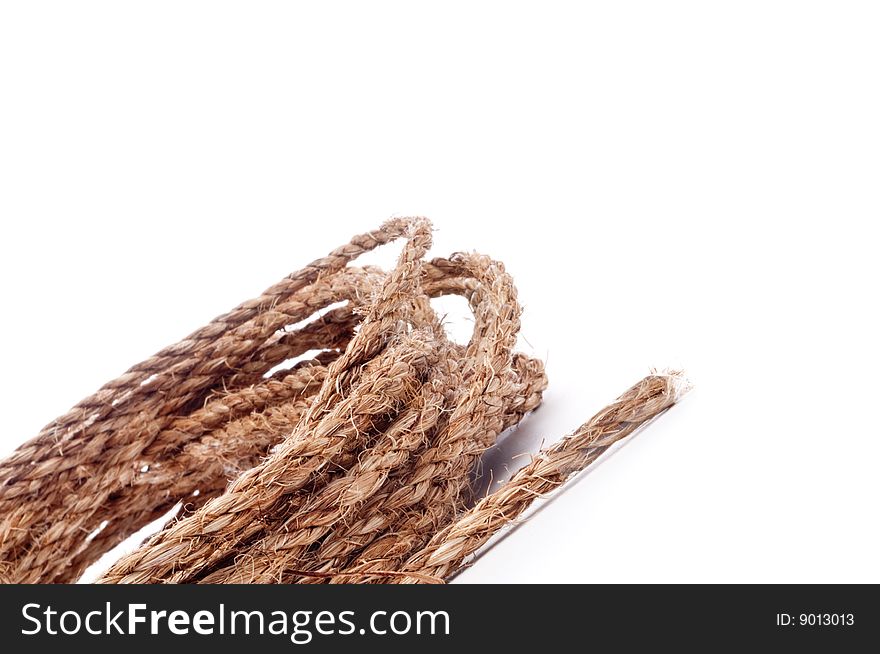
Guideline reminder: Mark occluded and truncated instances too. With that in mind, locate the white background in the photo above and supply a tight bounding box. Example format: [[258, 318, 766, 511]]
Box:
[[1, 2, 878, 583]]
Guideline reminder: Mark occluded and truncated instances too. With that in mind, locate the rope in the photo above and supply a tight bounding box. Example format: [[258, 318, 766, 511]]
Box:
[[0, 218, 686, 584]]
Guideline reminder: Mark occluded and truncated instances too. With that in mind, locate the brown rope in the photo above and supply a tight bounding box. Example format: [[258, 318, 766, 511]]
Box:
[[0, 218, 686, 584], [390, 371, 687, 583]]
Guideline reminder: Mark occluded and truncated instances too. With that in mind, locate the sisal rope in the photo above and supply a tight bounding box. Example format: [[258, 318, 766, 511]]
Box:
[[0, 218, 686, 584]]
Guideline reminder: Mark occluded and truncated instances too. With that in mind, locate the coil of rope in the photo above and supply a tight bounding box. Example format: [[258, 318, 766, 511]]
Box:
[[0, 218, 687, 584]]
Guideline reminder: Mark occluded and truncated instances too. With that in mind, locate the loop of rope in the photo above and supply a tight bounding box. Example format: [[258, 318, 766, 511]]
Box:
[[0, 218, 685, 584]]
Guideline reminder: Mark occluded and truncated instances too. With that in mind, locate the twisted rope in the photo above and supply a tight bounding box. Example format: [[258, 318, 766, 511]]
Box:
[[0, 218, 686, 584]]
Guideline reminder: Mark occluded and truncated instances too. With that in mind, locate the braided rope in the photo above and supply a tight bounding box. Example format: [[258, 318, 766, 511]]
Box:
[[0, 218, 686, 584]]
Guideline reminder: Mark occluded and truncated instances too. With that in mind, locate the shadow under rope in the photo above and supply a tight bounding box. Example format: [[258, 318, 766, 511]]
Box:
[[459, 395, 683, 581]]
